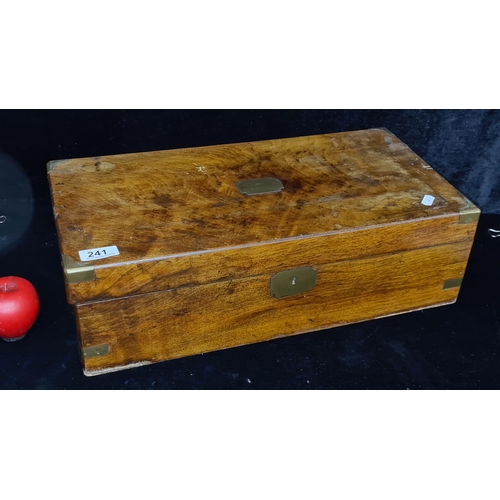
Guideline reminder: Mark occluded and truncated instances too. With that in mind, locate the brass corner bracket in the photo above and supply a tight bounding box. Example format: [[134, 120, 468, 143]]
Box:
[[81, 344, 110, 359], [62, 254, 96, 284], [459, 199, 481, 224], [443, 277, 463, 289]]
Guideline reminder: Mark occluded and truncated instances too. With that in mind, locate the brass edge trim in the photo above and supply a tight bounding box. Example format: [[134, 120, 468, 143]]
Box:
[[443, 277, 463, 289], [459, 198, 481, 224], [62, 254, 96, 284], [47, 159, 70, 172], [82, 344, 110, 359]]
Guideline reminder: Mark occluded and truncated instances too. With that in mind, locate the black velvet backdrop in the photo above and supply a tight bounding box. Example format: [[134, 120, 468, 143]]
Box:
[[0, 110, 499, 389]]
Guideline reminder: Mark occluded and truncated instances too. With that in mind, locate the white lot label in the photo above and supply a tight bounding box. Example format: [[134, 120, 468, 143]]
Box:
[[421, 194, 435, 206], [79, 245, 120, 262]]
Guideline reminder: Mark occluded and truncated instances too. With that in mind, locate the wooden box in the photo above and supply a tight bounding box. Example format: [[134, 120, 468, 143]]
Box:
[[47, 129, 480, 376]]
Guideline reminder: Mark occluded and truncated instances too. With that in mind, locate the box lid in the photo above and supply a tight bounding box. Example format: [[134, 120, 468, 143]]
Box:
[[48, 128, 478, 304]]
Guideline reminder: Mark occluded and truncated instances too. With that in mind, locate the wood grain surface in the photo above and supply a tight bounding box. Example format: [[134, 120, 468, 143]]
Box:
[[48, 128, 474, 303], [78, 239, 472, 375], [47, 129, 480, 374], [66, 215, 476, 303]]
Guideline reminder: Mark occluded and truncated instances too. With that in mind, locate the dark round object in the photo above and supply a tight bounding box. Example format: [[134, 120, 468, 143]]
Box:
[[0, 153, 34, 256]]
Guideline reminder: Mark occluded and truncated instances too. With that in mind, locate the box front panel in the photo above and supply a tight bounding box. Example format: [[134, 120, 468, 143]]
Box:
[[76, 239, 473, 375], [64, 214, 476, 304]]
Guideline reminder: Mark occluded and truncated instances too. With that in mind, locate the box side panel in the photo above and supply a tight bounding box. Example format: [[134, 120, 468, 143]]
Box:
[[65, 214, 477, 303], [76, 239, 472, 375]]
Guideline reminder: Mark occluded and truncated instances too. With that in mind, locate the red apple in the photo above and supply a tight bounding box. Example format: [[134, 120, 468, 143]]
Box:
[[0, 276, 40, 341]]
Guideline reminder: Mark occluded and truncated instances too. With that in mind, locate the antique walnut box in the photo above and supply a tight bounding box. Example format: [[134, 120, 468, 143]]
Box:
[[47, 129, 480, 376]]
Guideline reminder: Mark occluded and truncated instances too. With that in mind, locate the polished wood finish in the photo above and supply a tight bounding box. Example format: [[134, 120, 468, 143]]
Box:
[[78, 239, 472, 375], [67, 215, 474, 303], [47, 129, 480, 375], [48, 129, 472, 303]]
